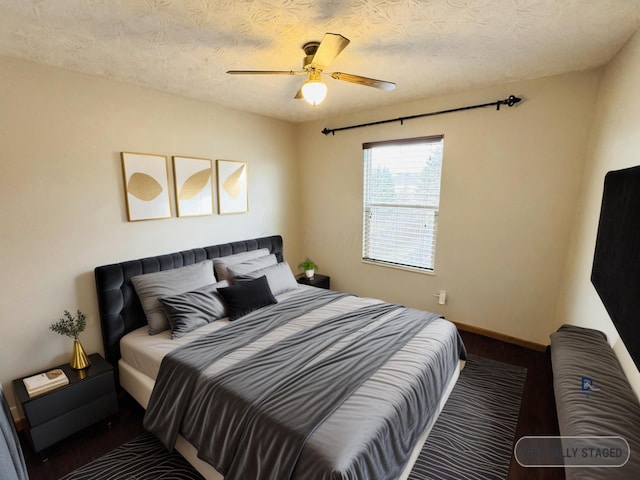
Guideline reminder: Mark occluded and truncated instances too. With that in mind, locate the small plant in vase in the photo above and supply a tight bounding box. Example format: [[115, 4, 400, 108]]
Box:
[[50, 310, 91, 370], [298, 257, 318, 279]]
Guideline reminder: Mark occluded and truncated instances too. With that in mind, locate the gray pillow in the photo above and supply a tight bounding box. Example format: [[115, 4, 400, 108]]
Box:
[[130, 260, 216, 335], [213, 248, 270, 281], [227, 254, 277, 278], [158, 280, 229, 339], [234, 261, 298, 296]]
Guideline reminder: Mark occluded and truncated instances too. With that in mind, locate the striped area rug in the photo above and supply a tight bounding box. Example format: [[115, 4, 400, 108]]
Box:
[[59, 432, 204, 480], [408, 355, 527, 480], [61, 355, 525, 480]]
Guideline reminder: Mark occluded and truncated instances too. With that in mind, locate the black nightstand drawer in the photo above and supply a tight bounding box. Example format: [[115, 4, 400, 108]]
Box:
[[23, 371, 115, 426], [13, 353, 118, 453], [29, 392, 118, 452], [297, 273, 330, 289]]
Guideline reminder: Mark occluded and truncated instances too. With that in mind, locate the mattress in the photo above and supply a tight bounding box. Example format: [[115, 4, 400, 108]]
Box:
[[121, 286, 464, 479]]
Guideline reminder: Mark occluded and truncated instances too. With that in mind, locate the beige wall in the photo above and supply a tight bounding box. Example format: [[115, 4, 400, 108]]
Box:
[[556, 29, 640, 397], [4, 33, 638, 416], [0, 56, 301, 410], [297, 71, 600, 346]]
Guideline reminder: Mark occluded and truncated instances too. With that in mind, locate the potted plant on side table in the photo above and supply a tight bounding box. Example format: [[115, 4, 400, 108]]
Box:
[[50, 310, 91, 370], [298, 257, 318, 279]]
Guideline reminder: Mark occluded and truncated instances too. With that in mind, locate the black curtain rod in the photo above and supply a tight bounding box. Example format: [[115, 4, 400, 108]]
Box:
[[321, 94, 522, 136]]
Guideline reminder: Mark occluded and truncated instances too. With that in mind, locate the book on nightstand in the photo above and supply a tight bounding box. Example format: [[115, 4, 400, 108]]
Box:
[[23, 368, 69, 397]]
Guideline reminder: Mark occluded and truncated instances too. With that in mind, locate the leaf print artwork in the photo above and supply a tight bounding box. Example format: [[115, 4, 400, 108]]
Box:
[[223, 164, 246, 199], [128, 172, 163, 201], [179, 168, 212, 200]]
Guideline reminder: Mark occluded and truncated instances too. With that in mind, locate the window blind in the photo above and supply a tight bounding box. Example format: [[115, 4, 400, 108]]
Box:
[[362, 135, 443, 271]]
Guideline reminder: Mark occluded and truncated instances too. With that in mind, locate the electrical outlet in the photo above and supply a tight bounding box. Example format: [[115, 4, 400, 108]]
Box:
[[438, 290, 447, 305]]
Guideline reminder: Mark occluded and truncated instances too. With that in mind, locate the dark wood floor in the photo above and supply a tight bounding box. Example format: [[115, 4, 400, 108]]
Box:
[[459, 330, 564, 480], [22, 329, 564, 480], [20, 393, 146, 480]]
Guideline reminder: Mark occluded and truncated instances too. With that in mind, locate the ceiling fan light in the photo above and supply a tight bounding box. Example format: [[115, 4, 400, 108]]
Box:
[[301, 79, 327, 106]]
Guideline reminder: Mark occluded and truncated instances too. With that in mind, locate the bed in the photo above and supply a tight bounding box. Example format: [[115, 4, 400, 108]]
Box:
[[95, 235, 466, 480]]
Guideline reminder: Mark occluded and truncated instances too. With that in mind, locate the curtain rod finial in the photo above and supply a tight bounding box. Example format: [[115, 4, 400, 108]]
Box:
[[507, 95, 522, 107]]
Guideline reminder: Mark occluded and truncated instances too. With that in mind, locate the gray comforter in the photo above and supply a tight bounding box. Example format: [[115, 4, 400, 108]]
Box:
[[145, 288, 465, 480]]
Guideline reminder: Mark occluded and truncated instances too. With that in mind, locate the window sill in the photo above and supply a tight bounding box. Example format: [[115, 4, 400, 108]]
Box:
[[361, 259, 436, 276]]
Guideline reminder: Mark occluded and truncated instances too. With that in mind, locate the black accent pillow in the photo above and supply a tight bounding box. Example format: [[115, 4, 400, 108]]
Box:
[[217, 275, 277, 321]]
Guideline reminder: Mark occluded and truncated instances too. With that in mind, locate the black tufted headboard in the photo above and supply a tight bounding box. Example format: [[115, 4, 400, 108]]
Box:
[[94, 235, 283, 367]]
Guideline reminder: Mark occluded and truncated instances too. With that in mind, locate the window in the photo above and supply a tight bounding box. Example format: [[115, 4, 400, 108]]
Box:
[[362, 135, 443, 272]]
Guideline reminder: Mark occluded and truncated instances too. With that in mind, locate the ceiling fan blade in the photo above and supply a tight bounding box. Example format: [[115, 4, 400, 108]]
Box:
[[330, 72, 396, 91], [227, 70, 306, 75], [309, 33, 350, 70]]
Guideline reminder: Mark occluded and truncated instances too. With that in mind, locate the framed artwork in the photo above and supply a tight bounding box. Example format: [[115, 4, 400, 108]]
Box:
[[121, 152, 171, 221], [216, 160, 248, 214], [172, 156, 214, 217]]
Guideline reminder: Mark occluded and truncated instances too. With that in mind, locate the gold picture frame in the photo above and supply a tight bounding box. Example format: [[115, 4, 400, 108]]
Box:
[[172, 156, 214, 217], [121, 152, 172, 221], [216, 160, 248, 214]]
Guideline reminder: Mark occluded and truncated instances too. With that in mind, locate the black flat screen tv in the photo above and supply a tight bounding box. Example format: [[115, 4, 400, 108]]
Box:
[[591, 165, 640, 369]]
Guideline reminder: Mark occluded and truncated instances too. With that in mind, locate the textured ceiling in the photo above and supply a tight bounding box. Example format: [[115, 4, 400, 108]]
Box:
[[0, 0, 639, 123]]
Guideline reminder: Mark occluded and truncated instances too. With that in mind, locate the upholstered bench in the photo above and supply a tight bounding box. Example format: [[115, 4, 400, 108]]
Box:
[[550, 324, 640, 479]]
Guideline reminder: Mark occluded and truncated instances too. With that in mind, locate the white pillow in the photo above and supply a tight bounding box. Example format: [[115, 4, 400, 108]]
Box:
[[130, 260, 216, 335], [213, 248, 270, 281], [234, 261, 298, 296]]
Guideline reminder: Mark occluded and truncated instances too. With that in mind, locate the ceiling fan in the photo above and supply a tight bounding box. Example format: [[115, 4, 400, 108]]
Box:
[[227, 33, 396, 106]]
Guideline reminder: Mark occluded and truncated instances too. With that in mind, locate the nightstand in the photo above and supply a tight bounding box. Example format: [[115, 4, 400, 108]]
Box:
[[297, 273, 330, 289], [13, 353, 118, 453]]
